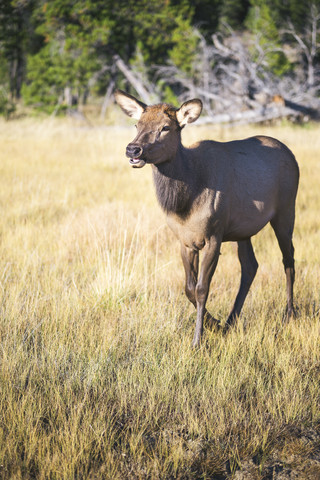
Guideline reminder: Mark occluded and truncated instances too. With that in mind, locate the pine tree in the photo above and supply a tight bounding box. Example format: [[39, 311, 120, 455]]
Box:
[[246, 0, 291, 75], [219, 0, 250, 29], [0, 0, 40, 100]]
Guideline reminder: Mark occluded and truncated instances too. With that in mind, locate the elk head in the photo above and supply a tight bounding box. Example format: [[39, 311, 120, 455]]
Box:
[[114, 90, 202, 168]]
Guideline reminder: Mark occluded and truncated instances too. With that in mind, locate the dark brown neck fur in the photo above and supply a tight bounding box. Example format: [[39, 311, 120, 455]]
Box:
[[152, 147, 198, 217]]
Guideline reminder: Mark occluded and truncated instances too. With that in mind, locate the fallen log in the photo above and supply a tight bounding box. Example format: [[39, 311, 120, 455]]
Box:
[[196, 104, 309, 125]]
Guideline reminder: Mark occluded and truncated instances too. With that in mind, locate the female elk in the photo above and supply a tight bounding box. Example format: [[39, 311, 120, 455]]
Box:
[[115, 90, 299, 347]]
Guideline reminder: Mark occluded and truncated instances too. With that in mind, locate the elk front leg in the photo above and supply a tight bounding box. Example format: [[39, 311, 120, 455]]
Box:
[[193, 237, 221, 347], [180, 244, 199, 307], [181, 244, 219, 330]]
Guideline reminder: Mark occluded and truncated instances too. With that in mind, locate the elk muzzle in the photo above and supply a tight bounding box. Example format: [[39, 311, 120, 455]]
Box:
[[126, 143, 146, 168]]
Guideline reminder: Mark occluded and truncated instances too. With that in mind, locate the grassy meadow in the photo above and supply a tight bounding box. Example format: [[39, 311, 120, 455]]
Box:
[[0, 115, 320, 479]]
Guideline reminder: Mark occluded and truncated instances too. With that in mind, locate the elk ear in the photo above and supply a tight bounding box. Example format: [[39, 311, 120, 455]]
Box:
[[114, 89, 147, 120], [176, 99, 202, 127]]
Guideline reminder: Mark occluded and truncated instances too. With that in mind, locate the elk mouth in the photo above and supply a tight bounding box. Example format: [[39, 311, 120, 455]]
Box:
[[129, 158, 146, 168]]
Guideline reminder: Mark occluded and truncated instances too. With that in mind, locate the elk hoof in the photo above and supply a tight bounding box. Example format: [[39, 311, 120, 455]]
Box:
[[191, 332, 202, 349], [223, 313, 239, 334], [284, 305, 297, 323], [204, 311, 221, 331], [222, 320, 234, 335]]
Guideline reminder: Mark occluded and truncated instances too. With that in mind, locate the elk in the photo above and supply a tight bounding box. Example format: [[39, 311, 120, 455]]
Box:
[[114, 90, 299, 347]]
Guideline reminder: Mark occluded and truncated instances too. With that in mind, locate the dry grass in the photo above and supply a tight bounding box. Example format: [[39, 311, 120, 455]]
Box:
[[0, 117, 320, 479]]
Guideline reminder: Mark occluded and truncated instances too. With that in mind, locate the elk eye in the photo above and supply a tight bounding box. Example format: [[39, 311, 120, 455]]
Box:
[[161, 126, 170, 132]]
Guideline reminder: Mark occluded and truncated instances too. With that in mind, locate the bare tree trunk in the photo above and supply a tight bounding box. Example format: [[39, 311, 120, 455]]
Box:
[[113, 54, 152, 104], [285, 6, 320, 89], [64, 87, 72, 106], [16, 43, 25, 99], [100, 79, 115, 119], [9, 59, 17, 100], [9, 55, 24, 100]]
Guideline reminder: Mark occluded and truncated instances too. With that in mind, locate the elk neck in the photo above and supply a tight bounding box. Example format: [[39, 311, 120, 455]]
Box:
[[151, 144, 198, 218]]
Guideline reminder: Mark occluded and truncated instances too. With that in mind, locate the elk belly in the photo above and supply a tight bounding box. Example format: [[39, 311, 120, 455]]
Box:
[[223, 200, 276, 241]]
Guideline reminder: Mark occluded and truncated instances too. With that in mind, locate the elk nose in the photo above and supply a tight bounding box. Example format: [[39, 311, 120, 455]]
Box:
[[126, 143, 143, 158]]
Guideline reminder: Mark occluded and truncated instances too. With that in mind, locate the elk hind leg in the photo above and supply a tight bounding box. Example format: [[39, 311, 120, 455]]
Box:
[[271, 215, 295, 320]]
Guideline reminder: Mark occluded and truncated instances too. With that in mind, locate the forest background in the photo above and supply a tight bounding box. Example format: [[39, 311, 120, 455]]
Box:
[[1, 0, 320, 120]]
